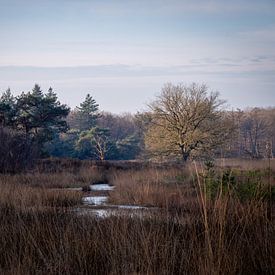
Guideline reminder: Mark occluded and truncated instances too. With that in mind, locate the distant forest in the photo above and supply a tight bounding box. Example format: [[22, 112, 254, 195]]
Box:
[[0, 84, 274, 172]]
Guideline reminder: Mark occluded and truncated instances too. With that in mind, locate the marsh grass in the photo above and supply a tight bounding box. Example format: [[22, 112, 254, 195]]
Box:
[[0, 182, 82, 210], [0, 199, 273, 274], [0, 159, 274, 274], [108, 167, 196, 210], [0, 166, 105, 189], [215, 158, 275, 170]]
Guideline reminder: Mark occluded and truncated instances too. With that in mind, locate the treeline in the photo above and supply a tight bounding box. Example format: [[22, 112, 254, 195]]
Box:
[[0, 85, 70, 172], [225, 108, 275, 159], [47, 102, 142, 161], [0, 84, 274, 172], [0, 85, 142, 171]]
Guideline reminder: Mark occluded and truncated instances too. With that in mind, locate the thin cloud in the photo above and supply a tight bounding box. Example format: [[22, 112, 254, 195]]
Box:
[[0, 60, 274, 82], [86, 0, 275, 15], [238, 25, 275, 43]]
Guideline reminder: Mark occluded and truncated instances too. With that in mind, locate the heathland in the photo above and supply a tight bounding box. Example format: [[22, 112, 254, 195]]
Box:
[[0, 84, 274, 274]]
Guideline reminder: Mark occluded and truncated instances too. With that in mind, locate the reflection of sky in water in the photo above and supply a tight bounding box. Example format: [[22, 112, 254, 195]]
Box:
[[75, 207, 156, 219], [90, 184, 115, 191], [82, 196, 108, 206]]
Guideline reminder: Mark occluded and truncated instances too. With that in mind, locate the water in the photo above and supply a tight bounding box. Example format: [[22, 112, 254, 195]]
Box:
[[75, 208, 110, 218], [116, 205, 147, 210], [90, 184, 115, 191], [82, 196, 108, 206], [75, 206, 156, 219], [63, 184, 114, 192], [74, 183, 157, 218]]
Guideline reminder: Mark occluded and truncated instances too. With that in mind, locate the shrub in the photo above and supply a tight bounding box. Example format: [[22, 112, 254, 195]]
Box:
[[0, 127, 37, 173], [203, 167, 274, 201]]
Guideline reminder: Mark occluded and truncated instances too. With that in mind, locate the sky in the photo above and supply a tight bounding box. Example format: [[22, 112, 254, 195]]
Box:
[[0, 0, 275, 113]]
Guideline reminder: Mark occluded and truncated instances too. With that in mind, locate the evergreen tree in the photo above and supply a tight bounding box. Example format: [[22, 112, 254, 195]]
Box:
[[16, 84, 70, 145], [75, 94, 99, 130], [115, 135, 141, 160], [0, 88, 16, 127], [45, 129, 80, 158]]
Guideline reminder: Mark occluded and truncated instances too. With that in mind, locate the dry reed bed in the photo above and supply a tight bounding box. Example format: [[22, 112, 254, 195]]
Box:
[[109, 162, 275, 208], [108, 167, 198, 212], [0, 195, 273, 274], [0, 182, 82, 209], [215, 158, 275, 170], [0, 166, 105, 189], [0, 160, 274, 274]]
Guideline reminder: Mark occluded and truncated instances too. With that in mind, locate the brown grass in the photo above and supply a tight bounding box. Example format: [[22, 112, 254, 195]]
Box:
[[0, 182, 82, 210], [108, 167, 197, 213], [0, 199, 273, 274], [215, 158, 275, 170], [0, 159, 274, 274], [0, 166, 105, 189]]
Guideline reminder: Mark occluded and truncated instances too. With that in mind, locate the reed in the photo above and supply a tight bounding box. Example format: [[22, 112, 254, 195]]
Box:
[[0, 159, 274, 274]]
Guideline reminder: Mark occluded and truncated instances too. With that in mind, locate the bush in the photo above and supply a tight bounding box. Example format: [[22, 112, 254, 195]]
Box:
[[204, 167, 274, 201], [0, 127, 37, 173]]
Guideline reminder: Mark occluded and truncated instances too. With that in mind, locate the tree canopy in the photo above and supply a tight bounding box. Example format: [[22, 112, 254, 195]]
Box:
[[0, 85, 70, 154], [1, 83, 275, 164], [74, 94, 100, 130], [0, 88, 16, 127], [144, 83, 233, 161], [16, 85, 70, 143]]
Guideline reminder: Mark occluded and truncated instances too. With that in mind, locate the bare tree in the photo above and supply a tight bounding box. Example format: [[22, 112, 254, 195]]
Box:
[[144, 83, 233, 161], [241, 108, 269, 158], [92, 129, 110, 161], [76, 127, 112, 161], [97, 112, 138, 141]]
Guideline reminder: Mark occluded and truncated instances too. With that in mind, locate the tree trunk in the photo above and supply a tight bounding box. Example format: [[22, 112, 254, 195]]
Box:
[[180, 146, 190, 162], [182, 153, 190, 162]]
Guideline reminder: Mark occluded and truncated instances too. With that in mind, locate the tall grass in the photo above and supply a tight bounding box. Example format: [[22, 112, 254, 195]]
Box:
[[0, 182, 82, 210], [0, 159, 274, 274], [0, 166, 105, 189], [215, 158, 275, 170]]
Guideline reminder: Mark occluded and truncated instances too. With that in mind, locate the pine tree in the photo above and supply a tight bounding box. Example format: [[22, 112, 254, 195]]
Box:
[[16, 85, 70, 144], [75, 94, 100, 130], [0, 88, 16, 127]]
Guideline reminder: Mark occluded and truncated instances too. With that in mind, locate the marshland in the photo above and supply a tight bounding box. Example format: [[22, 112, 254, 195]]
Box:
[[1, 1, 275, 274], [1, 82, 275, 275], [0, 158, 274, 274], [0, 84, 275, 274]]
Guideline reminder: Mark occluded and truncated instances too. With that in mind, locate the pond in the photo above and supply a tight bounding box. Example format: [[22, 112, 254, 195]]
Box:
[[82, 196, 108, 206], [65, 183, 158, 218], [90, 184, 115, 191]]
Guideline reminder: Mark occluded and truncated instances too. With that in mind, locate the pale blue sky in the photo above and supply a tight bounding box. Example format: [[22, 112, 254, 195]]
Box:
[[0, 0, 275, 112]]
